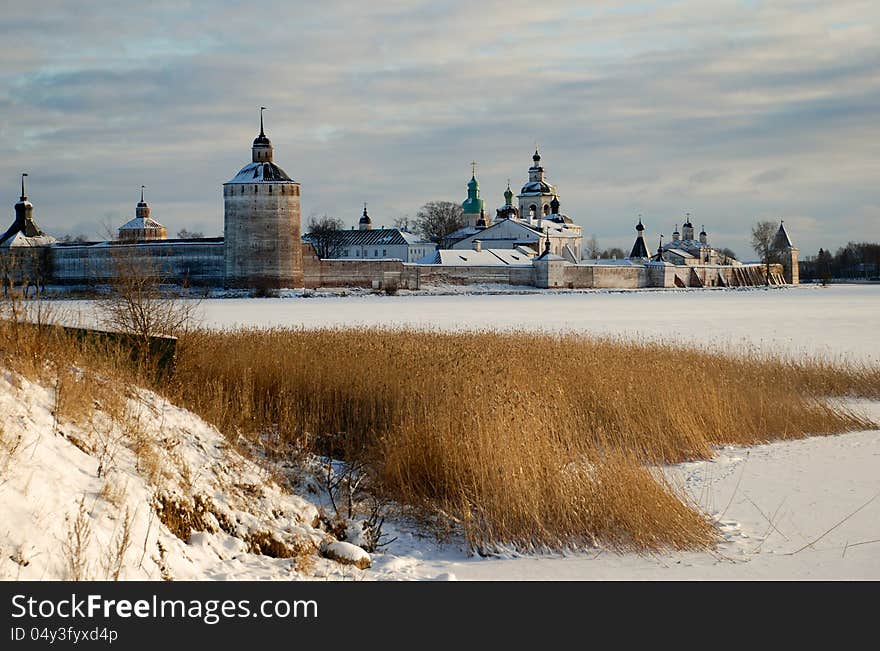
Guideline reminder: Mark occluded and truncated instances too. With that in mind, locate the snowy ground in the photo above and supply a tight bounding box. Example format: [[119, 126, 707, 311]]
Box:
[[15, 283, 880, 579], [0, 372, 393, 581]]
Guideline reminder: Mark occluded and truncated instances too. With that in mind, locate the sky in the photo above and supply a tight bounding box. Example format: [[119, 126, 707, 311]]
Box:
[[1, 0, 878, 257]]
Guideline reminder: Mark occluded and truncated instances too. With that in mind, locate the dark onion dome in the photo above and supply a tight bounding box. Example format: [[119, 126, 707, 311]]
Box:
[[359, 205, 372, 225], [700, 225, 707, 236], [253, 132, 271, 147], [532, 149, 541, 164], [226, 161, 294, 183], [550, 195, 560, 214], [636, 218, 645, 231]]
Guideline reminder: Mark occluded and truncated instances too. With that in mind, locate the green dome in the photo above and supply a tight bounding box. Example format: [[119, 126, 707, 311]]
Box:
[[503, 182, 513, 206], [462, 174, 484, 214]]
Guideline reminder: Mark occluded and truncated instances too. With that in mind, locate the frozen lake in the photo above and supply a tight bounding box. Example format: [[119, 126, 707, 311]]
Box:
[[53, 284, 880, 363]]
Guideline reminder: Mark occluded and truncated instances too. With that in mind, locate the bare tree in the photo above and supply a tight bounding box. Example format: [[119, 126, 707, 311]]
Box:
[[751, 220, 780, 285], [599, 247, 626, 260], [60, 234, 90, 243], [99, 248, 201, 360], [176, 228, 204, 239], [392, 215, 412, 232], [413, 201, 465, 249], [585, 235, 600, 259], [719, 247, 737, 264], [305, 214, 345, 259]]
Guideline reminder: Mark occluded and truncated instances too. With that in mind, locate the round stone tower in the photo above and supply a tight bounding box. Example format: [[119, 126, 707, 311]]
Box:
[[223, 109, 302, 289]]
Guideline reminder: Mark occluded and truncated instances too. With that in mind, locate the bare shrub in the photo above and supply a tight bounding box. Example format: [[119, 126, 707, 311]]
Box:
[[98, 247, 200, 362], [102, 506, 133, 581], [0, 424, 23, 480], [63, 496, 93, 581]]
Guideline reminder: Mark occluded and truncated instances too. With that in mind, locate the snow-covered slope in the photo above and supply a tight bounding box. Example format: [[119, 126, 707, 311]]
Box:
[[0, 371, 383, 581]]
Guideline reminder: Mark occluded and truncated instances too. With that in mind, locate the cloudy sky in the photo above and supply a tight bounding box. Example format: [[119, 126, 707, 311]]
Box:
[[1, 0, 877, 256]]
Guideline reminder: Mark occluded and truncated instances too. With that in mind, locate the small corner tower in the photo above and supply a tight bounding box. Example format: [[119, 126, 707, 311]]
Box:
[[117, 186, 167, 242], [223, 107, 302, 289], [628, 217, 649, 260], [772, 220, 799, 284], [0, 173, 54, 246]]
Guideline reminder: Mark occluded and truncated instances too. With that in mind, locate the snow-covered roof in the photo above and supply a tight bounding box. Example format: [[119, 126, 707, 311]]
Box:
[[424, 248, 535, 266], [519, 180, 556, 195], [773, 222, 794, 249], [303, 228, 432, 247], [580, 258, 642, 266], [664, 248, 696, 259], [119, 217, 165, 231], [225, 161, 295, 184], [0, 231, 56, 248], [446, 225, 483, 242]]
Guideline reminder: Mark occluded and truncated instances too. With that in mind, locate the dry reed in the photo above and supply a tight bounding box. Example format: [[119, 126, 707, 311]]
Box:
[[167, 327, 879, 552], [2, 309, 877, 553]]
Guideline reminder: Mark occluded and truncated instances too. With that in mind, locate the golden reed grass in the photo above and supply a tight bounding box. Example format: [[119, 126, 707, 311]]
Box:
[[2, 313, 877, 554], [165, 327, 879, 553]]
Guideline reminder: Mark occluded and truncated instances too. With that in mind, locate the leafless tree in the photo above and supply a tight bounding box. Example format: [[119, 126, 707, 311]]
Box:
[[305, 214, 345, 259], [719, 247, 738, 264], [585, 235, 600, 259], [176, 228, 204, 239], [413, 201, 465, 249], [599, 247, 626, 260], [751, 220, 780, 285], [99, 248, 201, 359], [60, 234, 90, 243], [392, 215, 412, 232]]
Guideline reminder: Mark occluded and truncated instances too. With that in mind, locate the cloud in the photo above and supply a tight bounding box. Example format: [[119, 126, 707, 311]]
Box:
[[750, 168, 791, 185], [0, 0, 877, 257]]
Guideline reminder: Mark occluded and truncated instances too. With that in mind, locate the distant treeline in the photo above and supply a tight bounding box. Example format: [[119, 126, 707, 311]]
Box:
[[799, 242, 880, 282]]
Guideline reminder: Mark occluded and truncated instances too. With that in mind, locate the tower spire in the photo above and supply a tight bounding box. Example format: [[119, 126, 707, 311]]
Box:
[[260, 106, 267, 137], [471, 160, 477, 178], [140, 184, 145, 203], [20, 173, 27, 200]]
